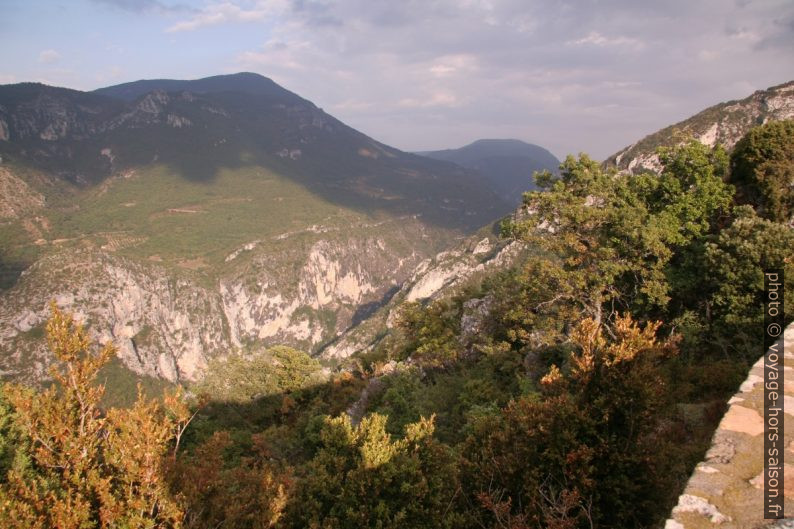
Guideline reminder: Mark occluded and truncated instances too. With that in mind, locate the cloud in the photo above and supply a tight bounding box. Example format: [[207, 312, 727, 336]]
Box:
[[167, 1, 287, 32], [90, 0, 195, 14], [42, 0, 789, 159], [232, 0, 794, 158], [568, 31, 644, 50], [398, 91, 464, 109], [38, 49, 61, 64]]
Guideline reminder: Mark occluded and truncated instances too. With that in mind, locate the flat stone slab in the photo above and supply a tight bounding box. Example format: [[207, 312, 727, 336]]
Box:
[[720, 405, 764, 436]]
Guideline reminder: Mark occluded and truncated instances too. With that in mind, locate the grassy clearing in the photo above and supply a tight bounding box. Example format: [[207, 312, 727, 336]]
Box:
[[45, 164, 371, 269]]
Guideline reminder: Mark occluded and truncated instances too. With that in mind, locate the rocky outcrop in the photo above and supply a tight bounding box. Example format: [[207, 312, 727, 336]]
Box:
[[665, 324, 794, 528], [608, 81, 794, 174], [0, 250, 227, 382], [320, 234, 525, 360], [219, 234, 419, 352], [0, 223, 428, 383]]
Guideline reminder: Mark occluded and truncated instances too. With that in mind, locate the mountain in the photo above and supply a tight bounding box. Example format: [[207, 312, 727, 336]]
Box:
[[92, 72, 305, 102], [0, 73, 512, 385], [606, 80, 794, 173], [323, 81, 794, 364], [0, 74, 507, 228], [417, 139, 560, 206]]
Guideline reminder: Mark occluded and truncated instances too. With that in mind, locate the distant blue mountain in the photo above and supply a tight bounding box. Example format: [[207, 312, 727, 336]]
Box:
[[418, 139, 560, 206]]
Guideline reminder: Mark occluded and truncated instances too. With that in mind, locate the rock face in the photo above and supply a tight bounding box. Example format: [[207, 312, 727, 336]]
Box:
[[0, 250, 228, 382], [0, 73, 515, 385], [0, 167, 45, 219], [607, 81, 794, 174], [319, 233, 525, 361], [0, 222, 427, 383]]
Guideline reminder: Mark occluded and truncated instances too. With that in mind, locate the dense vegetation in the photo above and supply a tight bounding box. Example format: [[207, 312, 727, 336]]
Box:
[[0, 121, 792, 528]]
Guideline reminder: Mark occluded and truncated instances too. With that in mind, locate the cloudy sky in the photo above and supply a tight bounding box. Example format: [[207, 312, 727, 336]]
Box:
[[1, 0, 793, 159]]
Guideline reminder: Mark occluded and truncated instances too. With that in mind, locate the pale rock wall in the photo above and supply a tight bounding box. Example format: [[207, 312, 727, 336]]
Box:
[[0, 251, 227, 382], [611, 81, 794, 175], [0, 229, 424, 382], [321, 237, 524, 360]]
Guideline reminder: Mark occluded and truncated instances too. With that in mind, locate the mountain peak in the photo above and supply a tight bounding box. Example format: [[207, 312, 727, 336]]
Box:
[[93, 72, 304, 104], [418, 138, 560, 206]]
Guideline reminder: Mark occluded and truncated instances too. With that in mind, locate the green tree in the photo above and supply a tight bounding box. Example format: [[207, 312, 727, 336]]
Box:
[[730, 120, 794, 223], [704, 207, 794, 353], [504, 142, 732, 327], [196, 345, 324, 403], [286, 413, 463, 529], [0, 384, 32, 483], [396, 300, 461, 367]]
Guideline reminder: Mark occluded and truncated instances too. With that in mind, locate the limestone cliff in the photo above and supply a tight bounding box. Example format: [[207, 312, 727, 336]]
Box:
[[320, 231, 525, 361], [0, 218, 427, 383], [607, 81, 794, 174]]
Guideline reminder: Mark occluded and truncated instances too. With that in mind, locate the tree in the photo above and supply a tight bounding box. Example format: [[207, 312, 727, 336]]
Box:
[[286, 413, 463, 529], [730, 120, 794, 223], [170, 431, 290, 529], [461, 315, 682, 529], [503, 142, 733, 328], [704, 207, 794, 353], [0, 303, 187, 528], [0, 383, 32, 484], [396, 300, 461, 367]]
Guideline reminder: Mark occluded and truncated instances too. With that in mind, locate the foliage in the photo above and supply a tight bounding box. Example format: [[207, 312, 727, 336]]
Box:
[[170, 431, 290, 529], [0, 303, 187, 528], [368, 350, 523, 443], [730, 120, 794, 223], [0, 384, 32, 482], [704, 207, 794, 352], [285, 413, 464, 529], [504, 142, 733, 324], [196, 345, 324, 403], [461, 315, 688, 529], [396, 300, 461, 367]]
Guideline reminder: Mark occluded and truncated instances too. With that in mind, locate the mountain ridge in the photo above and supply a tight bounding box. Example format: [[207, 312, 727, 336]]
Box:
[[0, 73, 512, 385], [93, 72, 307, 103], [418, 138, 560, 206], [606, 80, 794, 173]]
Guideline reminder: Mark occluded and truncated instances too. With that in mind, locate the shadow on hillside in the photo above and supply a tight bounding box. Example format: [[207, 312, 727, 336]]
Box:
[[6, 133, 513, 233], [154, 147, 510, 233], [165, 358, 718, 529], [0, 256, 30, 291], [176, 370, 368, 457]]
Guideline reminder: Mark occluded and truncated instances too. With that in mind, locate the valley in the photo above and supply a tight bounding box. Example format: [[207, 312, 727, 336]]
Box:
[[0, 71, 792, 529], [0, 73, 514, 385]]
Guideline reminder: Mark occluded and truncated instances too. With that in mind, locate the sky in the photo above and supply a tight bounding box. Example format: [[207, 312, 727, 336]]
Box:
[[1, 0, 793, 160]]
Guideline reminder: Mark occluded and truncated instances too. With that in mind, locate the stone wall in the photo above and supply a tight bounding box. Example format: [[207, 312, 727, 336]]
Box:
[[666, 325, 794, 528]]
